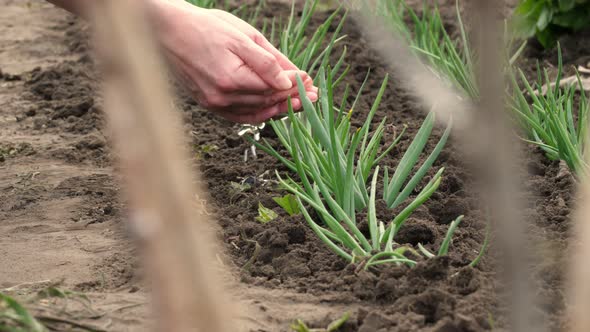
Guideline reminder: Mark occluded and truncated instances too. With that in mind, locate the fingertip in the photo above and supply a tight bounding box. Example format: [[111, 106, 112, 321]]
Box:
[[307, 92, 318, 103], [250, 106, 280, 123], [277, 73, 293, 90], [290, 98, 302, 110]]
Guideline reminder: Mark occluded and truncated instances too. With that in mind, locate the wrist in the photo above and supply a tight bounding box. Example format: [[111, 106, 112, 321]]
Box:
[[147, 0, 204, 40], [147, 0, 211, 57]]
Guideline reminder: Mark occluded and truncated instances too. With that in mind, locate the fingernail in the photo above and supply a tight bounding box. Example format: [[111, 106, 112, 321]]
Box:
[[291, 98, 302, 110]]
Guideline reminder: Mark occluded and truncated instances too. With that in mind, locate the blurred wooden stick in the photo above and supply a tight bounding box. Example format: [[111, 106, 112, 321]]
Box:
[[470, 1, 539, 331], [352, 1, 540, 331], [90, 1, 234, 331], [570, 186, 590, 332], [569, 106, 590, 331]]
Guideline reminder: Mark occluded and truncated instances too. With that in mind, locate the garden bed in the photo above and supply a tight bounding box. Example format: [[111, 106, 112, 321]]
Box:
[[1, 0, 580, 331]]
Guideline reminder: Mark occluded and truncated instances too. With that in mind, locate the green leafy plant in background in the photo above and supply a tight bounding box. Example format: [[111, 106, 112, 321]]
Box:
[[251, 68, 478, 268], [375, 0, 587, 176], [374, 0, 527, 100], [513, 0, 590, 48], [508, 45, 589, 176]]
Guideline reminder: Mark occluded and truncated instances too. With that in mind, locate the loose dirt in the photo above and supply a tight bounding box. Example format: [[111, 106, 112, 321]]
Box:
[[0, 1, 578, 331]]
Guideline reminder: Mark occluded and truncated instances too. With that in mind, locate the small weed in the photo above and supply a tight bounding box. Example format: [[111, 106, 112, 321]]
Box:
[[273, 194, 301, 216], [256, 202, 278, 223], [0, 142, 35, 162], [194, 143, 219, 160], [229, 180, 252, 202], [291, 312, 350, 332]]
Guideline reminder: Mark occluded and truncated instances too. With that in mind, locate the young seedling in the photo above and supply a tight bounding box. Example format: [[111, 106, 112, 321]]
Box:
[[229, 181, 252, 203], [194, 143, 219, 160], [291, 312, 350, 332], [273, 194, 301, 216], [417, 215, 464, 258], [256, 202, 278, 223]]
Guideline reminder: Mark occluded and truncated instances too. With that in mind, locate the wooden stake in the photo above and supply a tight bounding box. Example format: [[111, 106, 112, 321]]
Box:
[[352, 1, 540, 331], [569, 95, 590, 332], [90, 1, 234, 331]]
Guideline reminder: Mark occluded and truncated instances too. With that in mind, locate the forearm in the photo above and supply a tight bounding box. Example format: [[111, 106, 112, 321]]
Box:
[[45, 0, 179, 19]]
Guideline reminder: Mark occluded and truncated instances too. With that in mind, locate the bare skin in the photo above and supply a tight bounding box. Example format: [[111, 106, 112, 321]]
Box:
[[47, 0, 318, 123]]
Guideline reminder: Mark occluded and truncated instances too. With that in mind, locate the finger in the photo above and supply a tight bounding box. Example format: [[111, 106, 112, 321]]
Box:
[[215, 104, 282, 124], [227, 91, 292, 108], [253, 34, 298, 71], [224, 88, 316, 111], [230, 65, 272, 92], [307, 91, 318, 103], [233, 39, 293, 91], [220, 70, 314, 106], [198, 77, 317, 111], [285, 70, 313, 88], [221, 76, 313, 107], [215, 89, 317, 124], [225, 67, 309, 93]]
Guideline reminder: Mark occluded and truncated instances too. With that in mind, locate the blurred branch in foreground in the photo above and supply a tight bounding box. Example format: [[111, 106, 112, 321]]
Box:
[[90, 1, 235, 331]]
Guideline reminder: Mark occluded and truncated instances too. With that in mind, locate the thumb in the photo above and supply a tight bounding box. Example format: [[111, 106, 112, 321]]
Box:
[[236, 39, 293, 91]]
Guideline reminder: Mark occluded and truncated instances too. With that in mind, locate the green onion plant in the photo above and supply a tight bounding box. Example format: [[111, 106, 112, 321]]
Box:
[[418, 215, 463, 258], [374, 0, 478, 99], [374, 0, 526, 101], [508, 46, 589, 177], [374, 0, 589, 176], [251, 68, 469, 267]]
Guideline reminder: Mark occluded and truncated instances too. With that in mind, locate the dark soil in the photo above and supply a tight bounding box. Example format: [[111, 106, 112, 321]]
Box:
[[9, 1, 580, 331], [186, 4, 576, 332]]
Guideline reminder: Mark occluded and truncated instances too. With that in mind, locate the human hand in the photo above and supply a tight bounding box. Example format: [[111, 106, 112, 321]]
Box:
[[150, 0, 318, 123]]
